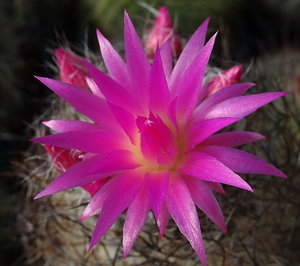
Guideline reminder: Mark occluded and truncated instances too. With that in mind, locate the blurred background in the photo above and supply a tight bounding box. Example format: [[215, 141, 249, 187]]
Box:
[[1, 0, 300, 265]]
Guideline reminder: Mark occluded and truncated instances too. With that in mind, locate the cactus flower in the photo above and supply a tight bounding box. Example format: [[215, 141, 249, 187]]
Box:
[[32, 12, 287, 265]]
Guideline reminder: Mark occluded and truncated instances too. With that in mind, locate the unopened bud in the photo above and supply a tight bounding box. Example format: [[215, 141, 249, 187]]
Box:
[[206, 65, 243, 97], [55, 48, 90, 90], [145, 6, 182, 58]]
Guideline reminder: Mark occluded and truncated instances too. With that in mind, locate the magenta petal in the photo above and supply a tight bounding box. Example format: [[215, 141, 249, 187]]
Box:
[[178, 152, 253, 191], [200, 131, 265, 147], [204, 181, 225, 195], [84, 60, 142, 114], [160, 38, 173, 78], [96, 29, 130, 89], [204, 92, 289, 119], [32, 130, 125, 154], [170, 18, 210, 89], [166, 174, 206, 266], [35, 77, 119, 130], [43, 120, 101, 132], [145, 171, 169, 219], [89, 169, 144, 249], [185, 117, 241, 152], [157, 202, 169, 237], [167, 97, 179, 133], [123, 186, 150, 257], [157, 146, 178, 167], [175, 33, 217, 120], [139, 114, 175, 153], [108, 102, 137, 144], [194, 82, 255, 119], [35, 155, 106, 198], [140, 131, 161, 162], [124, 11, 150, 105], [85, 77, 104, 98], [199, 146, 287, 177], [148, 48, 171, 115], [81, 175, 120, 221], [83, 149, 140, 176], [185, 177, 226, 232]]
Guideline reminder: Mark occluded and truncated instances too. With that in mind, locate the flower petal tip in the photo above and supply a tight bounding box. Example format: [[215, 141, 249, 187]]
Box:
[[88, 239, 98, 251], [123, 251, 129, 259], [278, 171, 288, 179], [41, 121, 51, 127], [34, 191, 46, 200], [79, 216, 86, 222]]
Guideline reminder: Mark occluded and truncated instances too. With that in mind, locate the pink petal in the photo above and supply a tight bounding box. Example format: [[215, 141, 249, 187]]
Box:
[[160, 38, 173, 78], [35, 155, 107, 198], [198, 146, 287, 177], [155, 115, 176, 152], [194, 82, 255, 120], [148, 48, 171, 116], [199, 131, 265, 147], [32, 130, 126, 155], [84, 60, 142, 114], [157, 146, 178, 167], [185, 117, 241, 152], [43, 120, 100, 132], [197, 82, 211, 104], [157, 202, 169, 237], [96, 29, 130, 89], [185, 176, 226, 232], [108, 102, 137, 145], [81, 175, 121, 221], [145, 171, 169, 219], [165, 174, 206, 266], [140, 130, 161, 162], [124, 11, 150, 106], [204, 181, 225, 195], [89, 169, 144, 249], [204, 92, 289, 120], [85, 77, 104, 98], [170, 18, 210, 90], [175, 33, 217, 121], [35, 77, 119, 130], [178, 152, 253, 191], [36, 149, 139, 199], [83, 149, 139, 176], [123, 186, 150, 257], [167, 97, 179, 133]]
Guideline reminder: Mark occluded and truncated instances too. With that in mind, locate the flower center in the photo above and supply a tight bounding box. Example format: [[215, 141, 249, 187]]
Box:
[[132, 113, 183, 172]]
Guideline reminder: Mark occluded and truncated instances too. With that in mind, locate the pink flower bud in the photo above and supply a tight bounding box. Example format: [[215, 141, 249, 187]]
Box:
[[206, 65, 243, 97], [81, 178, 110, 197], [145, 6, 182, 58], [55, 48, 90, 90], [44, 144, 103, 197], [44, 144, 83, 173]]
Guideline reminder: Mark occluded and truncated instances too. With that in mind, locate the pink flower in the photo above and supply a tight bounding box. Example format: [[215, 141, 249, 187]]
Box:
[[55, 48, 91, 90], [205, 65, 243, 97], [145, 6, 182, 58], [32, 12, 287, 265]]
